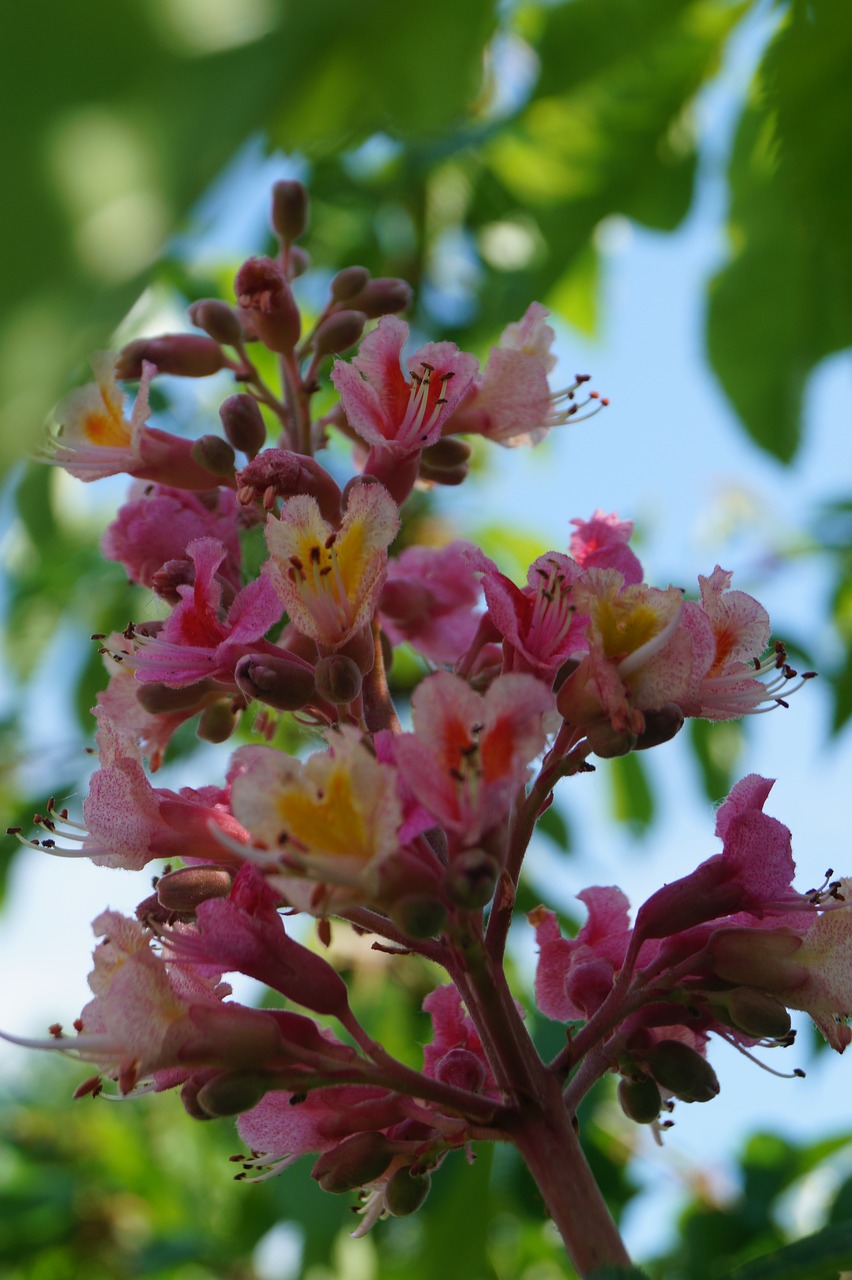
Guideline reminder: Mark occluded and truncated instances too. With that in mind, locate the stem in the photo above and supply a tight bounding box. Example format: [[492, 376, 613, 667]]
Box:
[[508, 1090, 633, 1276]]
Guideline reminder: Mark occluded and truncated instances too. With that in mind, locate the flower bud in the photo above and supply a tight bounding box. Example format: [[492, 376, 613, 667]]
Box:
[[180, 1072, 219, 1120], [346, 277, 412, 318], [116, 335, 227, 380], [433, 1047, 487, 1094], [234, 653, 316, 712], [418, 437, 472, 487], [708, 927, 804, 991], [385, 1166, 432, 1217], [443, 849, 500, 910], [710, 987, 792, 1040], [617, 1075, 662, 1124], [287, 246, 311, 279], [271, 180, 309, 244], [584, 720, 637, 758], [196, 1070, 272, 1117], [389, 894, 447, 940], [311, 1132, 396, 1194], [188, 299, 245, 347], [635, 703, 685, 750], [197, 699, 240, 743], [235, 257, 301, 353], [136, 679, 215, 714], [314, 654, 362, 705], [219, 394, 267, 457], [314, 310, 367, 359], [151, 557, 194, 604], [331, 265, 370, 302], [156, 864, 234, 912], [645, 1041, 720, 1103], [190, 434, 237, 476]]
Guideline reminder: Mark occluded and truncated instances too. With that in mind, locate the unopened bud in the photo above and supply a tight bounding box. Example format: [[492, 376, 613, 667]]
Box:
[[151, 557, 194, 604], [314, 654, 362, 704], [219, 394, 267, 457], [190, 434, 237, 476], [709, 927, 804, 991], [584, 720, 637, 758], [188, 299, 244, 347], [288, 246, 311, 279], [116, 335, 227, 380], [156, 864, 234, 912], [645, 1040, 720, 1103], [418, 436, 472, 486], [314, 310, 366, 358], [347, 277, 412, 318], [389, 894, 446, 939], [617, 1075, 662, 1124], [271, 179, 309, 243], [443, 849, 500, 910], [712, 987, 792, 1040], [385, 1166, 432, 1217], [433, 1047, 486, 1094], [234, 653, 316, 712], [311, 1132, 396, 1194], [197, 699, 240, 743], [136, 679, 214, 714], [235, 257, 301, 353], [331, 265, 370, 302], [196, 1070, 271, 1117], [180, 1073, 219, 1120], [635, 702, 685, 750]]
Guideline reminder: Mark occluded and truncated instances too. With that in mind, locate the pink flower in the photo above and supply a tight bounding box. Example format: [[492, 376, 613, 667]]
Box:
[[569, 510, 643, 585], [441, 304, 604, 448], [131, 537, 285, 687], [422, 985, 500, 1099], [47, 354, 228, 489], [228, 727, 405, 905], [483, 552, 588, 680], [102, 483, 243, 590], [394, 671, 552, 845], [331, 316, 478, 501], [532, 889, 636, 1021], [264, 482, 399, 652], [379, 541, 486, 665], [3, 911, 290, 1093]]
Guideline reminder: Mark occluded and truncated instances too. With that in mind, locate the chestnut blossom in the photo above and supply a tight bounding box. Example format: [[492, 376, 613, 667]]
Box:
[[394, 670, 552, 845], [47, 354, 225, 489], [483, 551, 588, 680], [102, 483, 243, 590], [379, 541, 486, 665], [264, 482, 399, 651]]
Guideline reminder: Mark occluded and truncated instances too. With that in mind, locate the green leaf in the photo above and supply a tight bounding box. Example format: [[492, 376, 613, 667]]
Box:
[[688, 717, 742, 803], [536, 801, 572, 852], [707, 0, 852, 461], [719, 1221, 852, 1279], [607, 753, 654, 832], [589, 1268, 651, 1280]]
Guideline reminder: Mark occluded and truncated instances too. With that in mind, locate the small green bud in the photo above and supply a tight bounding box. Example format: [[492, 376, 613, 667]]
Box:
[[196, 1071, 271, 1117], [389, 894, 447, 939], [617, 1074, 662, 1124], [443, 849, 500, 910], [271, 180, 309, 244], [196, 699, 240, 744], [314, 654, 363, 704], [646, 1040, 720, 1103], [311, 1132, 396, 1193], [385, 1167, 432, 1216], [190, 434, 237, 477]]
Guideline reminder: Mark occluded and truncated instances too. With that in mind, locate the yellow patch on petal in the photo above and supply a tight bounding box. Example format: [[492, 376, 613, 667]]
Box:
[[83, 402, 132, 447], [592, 595, 665, 663], [275, 765, 371, 862]]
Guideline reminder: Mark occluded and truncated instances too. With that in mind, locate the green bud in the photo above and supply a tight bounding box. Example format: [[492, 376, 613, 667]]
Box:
[[190, 434, 237, 477], [385, 1166, 432, 1216], [646, 1040, 720, 1103], [196, 700, 240, 744], [314, 654, 363, 705], [311, 1132, 396, 1194], [443, 849, 500, 910], [713, 987, 792, 1040], [196, 1071, 271, 1117], [389, 894, 447, 940], [617, 1075, 662, 1124]]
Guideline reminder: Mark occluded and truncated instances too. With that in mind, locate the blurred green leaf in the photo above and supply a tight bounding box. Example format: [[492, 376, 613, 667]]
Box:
[[688, 717, 742, 803], [707, 0, 852, 462], [720, 1222, 852, 1279], [608, 753, 655, 832], [537, 801, 573, 852]]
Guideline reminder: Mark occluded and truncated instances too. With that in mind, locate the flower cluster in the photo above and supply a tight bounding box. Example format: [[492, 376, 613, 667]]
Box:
[[6, 181, 834, 1266]]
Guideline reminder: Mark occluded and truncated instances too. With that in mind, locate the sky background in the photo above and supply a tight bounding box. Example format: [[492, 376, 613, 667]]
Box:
[[2, 1, 852, 1263]]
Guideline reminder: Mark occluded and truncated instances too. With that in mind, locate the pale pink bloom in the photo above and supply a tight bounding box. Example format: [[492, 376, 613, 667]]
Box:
[[483, 551, 588, 680], [131, 537, 284, 687], [441, 303, 602, 447], [569, 510, 643, 585], [28, 708, 250, 871], [422, 985, 500, 1100], [47, 354, 226, 489], [3, 911, 288, 1093], [265, 483, 399, 651], [228, 726, 404, 901], [379, 541, 486, 665], [102, 483, 242, 590], [394, 671, 552, 844], [678, 567, 795, 719]]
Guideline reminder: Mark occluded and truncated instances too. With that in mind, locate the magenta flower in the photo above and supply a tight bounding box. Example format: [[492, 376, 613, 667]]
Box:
[[532, 889, 636, 1021], [131, 537, 285, 687], [483, 551, 588, 680], [569, 510, 643, 585], [102, 483, 243, 590], [379, 540, 486, 665], [331, 316, 478, 501]]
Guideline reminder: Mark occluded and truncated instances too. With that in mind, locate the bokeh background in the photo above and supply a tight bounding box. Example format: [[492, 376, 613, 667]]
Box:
[[2, 1, 852, 1276]]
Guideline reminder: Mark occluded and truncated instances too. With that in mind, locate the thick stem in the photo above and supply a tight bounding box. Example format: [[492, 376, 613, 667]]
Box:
[[508, 1089, 633, 1276]]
